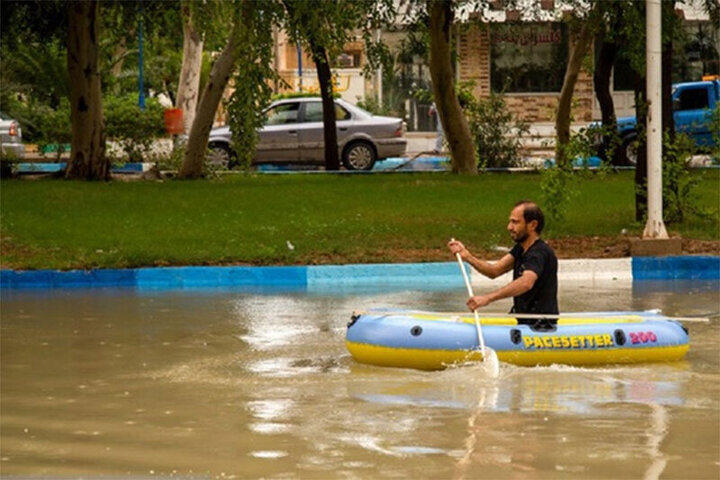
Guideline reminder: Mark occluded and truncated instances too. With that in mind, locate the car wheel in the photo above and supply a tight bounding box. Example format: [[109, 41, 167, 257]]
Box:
[[620, 134, 637, 166], [342, 141, 377, 171], [206, 144, 233, 169]]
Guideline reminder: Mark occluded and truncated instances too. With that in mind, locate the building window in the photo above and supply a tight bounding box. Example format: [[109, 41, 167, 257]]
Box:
[[490, 23, 567, 93]]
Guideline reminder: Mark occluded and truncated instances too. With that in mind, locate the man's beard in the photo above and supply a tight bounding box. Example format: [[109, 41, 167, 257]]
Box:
[[512, 230, 528, 244]]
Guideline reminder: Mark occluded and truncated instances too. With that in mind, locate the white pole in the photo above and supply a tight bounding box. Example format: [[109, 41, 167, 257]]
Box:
[[376, 28, 383, 108], [643, 0, 669, 239]]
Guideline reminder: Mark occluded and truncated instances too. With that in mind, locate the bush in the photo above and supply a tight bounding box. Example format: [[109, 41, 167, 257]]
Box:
[[104, 94, 166, 162], [662, 132, 710, 223], [709, 105, 720, 165], [461, 85, 529, 169]]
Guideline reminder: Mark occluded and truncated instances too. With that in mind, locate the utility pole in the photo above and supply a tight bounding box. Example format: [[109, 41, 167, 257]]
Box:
[[643, 0, 667, 239]]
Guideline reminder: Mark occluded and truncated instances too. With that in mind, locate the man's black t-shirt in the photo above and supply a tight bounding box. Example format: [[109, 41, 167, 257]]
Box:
[[509, 239, 558, 314]]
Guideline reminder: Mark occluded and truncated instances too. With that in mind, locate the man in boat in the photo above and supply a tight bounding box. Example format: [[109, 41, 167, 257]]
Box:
[[448, 200, 558, 315]]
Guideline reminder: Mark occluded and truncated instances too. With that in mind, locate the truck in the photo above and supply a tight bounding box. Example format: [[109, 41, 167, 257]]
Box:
[[602, 76, 719, 165]]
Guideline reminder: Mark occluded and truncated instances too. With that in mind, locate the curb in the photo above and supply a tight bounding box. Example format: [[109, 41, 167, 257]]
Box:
[[1, 256, 717, 290]]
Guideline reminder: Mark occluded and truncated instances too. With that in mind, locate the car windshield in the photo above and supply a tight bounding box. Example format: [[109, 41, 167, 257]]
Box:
[[264, 103, 299, 125]]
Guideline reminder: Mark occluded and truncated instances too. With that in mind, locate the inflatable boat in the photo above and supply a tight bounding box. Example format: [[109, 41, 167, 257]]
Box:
[[345, 309, 689, 370]]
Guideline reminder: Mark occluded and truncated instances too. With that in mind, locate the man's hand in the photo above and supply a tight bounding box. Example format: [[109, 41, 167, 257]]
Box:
[[467, 294, 491, 311], [448, 239, 469, 260]]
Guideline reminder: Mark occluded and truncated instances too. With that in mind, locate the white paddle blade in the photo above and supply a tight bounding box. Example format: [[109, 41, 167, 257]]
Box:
[[484, 348, 500, 378]]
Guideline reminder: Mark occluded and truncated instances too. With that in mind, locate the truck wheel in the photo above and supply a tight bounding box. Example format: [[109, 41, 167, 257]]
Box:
[[620, 134, 638, 166], [342, 141, 377, 170]]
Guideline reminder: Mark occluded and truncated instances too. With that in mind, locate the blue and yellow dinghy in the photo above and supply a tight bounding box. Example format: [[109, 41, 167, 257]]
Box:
[[345, 309, 689, 370]]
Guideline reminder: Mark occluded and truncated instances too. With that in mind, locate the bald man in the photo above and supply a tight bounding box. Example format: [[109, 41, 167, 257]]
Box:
[[448, 200, 558, 315]]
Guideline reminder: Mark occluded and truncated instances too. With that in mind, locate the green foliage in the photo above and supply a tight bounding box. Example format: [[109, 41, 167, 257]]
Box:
[[225, 1, 280, 170], [0, 39, 69, 110], [662, 132, 711, 223], [540, 163, 578, 227], [459, 83, 529, 169], [1, 97, 72, 158], [355, 96, 393, 116], [104, 94, 166, 162], [271, 92, 339, 101], [709, 105, 720, 164]]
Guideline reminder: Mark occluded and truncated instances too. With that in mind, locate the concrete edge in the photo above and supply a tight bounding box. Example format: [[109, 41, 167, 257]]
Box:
[[0, 256, 717, 290]]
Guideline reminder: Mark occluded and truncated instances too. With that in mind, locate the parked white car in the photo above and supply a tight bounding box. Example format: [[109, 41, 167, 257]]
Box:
[[207, 97, 407, 170]]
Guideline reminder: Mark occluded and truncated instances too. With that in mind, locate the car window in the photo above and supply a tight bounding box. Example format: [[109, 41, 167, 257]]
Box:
[[335, 104, 351, 121], [302, 102, 351, 123], [264, 103, 299, 125], [677, 88, 709, 111], [304, 102, 324, 122]]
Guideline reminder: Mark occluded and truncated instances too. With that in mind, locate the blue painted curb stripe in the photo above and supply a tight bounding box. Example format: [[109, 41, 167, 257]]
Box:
[[632, 256, 720, 280], [0, 265, 309, 289], [16, 163, 147, 174], [2, 257, 718, 289], [307, 262, 463, 287], [136, 265, 307, 289]]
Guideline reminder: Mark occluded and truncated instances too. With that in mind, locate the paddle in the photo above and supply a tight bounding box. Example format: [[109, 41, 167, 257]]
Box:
[[452, 240, 500, 377]]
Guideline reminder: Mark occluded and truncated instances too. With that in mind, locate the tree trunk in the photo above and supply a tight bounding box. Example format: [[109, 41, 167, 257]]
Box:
[[66, 0, 108, 180], [593, 33, 622, 166], [634, 73, 648, 222], [309, 41, 340, 171], [176, 1, 204, 136], [110, 38, 127, 80], [555, 21, 593, 167], [428, 0, 475, 174], [179, 22, 240, 179]]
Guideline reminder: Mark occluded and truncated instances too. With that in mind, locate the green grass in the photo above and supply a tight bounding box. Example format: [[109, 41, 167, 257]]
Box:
[[1, 170, 718, 270]]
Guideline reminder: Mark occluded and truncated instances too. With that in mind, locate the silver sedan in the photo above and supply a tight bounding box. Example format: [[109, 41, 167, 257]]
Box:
[[0, 113, 24, 159], [207, 97, 406, 170]]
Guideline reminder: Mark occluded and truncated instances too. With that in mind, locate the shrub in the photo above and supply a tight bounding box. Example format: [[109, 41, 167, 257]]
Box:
[[461, 85, 529, 169], [104, 94, 166, 162], [662, 131, 710, 223]]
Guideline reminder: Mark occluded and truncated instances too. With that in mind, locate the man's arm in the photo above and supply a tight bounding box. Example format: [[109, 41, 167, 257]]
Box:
[[465, 252, 514, 279], [467, 270, 538, 310], [448, 240, 514, 279]]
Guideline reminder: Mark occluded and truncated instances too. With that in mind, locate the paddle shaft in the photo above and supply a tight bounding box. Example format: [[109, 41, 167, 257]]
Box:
[[454, 252, 487, 353]]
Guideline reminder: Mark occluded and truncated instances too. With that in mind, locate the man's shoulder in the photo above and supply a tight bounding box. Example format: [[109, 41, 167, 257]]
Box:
[[530, 239, 558, 259], [509, 243, 523, 258]]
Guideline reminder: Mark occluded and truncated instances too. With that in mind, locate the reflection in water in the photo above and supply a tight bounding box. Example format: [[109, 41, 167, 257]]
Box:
[[354, 364, 687, 415], [0, 281, 718, 478]]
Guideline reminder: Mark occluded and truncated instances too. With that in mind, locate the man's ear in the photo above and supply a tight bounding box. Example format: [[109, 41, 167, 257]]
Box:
[[528, 219, 539, 233]]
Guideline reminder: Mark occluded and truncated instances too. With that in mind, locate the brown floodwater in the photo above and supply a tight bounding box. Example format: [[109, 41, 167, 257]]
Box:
[[1, 280, 718, 479]]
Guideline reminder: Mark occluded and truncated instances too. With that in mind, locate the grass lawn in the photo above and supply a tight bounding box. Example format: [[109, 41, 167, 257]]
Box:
[[1, 170, 718, 270]]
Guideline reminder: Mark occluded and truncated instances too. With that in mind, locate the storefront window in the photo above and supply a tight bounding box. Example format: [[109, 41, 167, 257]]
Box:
[[491, 23, 567, 93]]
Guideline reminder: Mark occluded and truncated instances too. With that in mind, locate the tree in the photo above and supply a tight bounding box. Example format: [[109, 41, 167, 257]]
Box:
[[176, 0, 204, 136], [427, 0, 476, 174], [554, 4, 600, 167], [593, 4, 623, 166], [282, 0, 341, 170], [179, 4, 245, 179], [66, 0, 108, 180], [179, 0, 277, 178], [282, 0, 381, 171]]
